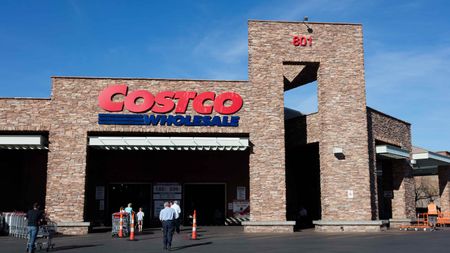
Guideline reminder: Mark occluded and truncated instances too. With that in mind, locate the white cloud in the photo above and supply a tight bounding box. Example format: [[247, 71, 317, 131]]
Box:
[[366, 47, 450, 89], [192, 29, 248, 64]]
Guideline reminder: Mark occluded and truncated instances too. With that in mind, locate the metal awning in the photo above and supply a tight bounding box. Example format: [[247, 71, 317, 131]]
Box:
[[0, 135, 48, 150], [375, 145, 410, 159], [89, 136, 249, 151], [412, 147, 450, 170]]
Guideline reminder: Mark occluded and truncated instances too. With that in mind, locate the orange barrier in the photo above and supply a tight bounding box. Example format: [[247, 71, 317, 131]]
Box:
[[129, 211, 135, 241], [399, 213, 431, 231], [119, 212, 124, 238], [191, 210, 197, 240], [437, 211, 450, 226]]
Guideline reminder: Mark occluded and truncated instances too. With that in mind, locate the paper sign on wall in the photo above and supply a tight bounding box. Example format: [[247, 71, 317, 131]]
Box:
[[237, 186, 246, 200]]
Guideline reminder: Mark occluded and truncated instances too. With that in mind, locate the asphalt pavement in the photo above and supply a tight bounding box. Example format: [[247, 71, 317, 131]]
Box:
[[2, 226, 450, 253]]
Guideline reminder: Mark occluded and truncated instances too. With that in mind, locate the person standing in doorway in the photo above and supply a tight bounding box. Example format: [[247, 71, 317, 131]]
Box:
[[159, 202, 176, 250], [125, 203, 133, 214], [427, 199, 438, 230], [297, 206, 308, 228], [125, 203, 134, 229], [170, 201, 181, 233], [25, 203, 43, 253], [137, 207, 145, 232]]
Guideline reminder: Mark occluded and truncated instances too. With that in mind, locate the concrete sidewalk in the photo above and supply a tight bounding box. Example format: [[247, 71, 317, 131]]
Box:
[[2, 226, 450, 253]]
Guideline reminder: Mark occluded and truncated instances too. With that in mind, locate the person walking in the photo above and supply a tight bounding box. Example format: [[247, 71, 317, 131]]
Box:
[[25, 203, 43, 253], [170, 201, 181, 233], [137, 207, 145, 232], [427, 199, 438, 230], [159, 202, 176, 250]]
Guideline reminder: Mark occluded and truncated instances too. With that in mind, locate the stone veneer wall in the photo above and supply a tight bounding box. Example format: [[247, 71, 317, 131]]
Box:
[[438, 152, 450, 213], [439, 167, 450, 212], [57, 227, 89, 235], [367, 108, 415, 222], [0, 98, 51, 131], [284, 113, 320, 148], [315, 225, 382, 232]]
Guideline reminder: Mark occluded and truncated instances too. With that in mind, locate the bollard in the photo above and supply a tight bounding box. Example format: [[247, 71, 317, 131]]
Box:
[[119, 212, 123, 238], [191, 210, 197, 240], [129, 211, 135, 241]]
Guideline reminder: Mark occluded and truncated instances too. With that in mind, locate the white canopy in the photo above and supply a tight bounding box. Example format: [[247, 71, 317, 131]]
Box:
[[375, 145, 410, 159], [0, 135, 48, 150], [89, 136, 249, 151], [412, 147, 450, 169]]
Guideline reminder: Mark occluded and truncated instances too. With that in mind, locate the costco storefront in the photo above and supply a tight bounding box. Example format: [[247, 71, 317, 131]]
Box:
[[0, 20, 420, 234]]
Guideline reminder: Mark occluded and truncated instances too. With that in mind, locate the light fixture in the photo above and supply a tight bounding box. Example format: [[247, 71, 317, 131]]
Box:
[[333, 147, 344, 155], [302, 16, 313, 33]]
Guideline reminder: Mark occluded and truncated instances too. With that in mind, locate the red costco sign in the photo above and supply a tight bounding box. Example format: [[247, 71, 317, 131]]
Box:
[[98, 85, 244, 115]]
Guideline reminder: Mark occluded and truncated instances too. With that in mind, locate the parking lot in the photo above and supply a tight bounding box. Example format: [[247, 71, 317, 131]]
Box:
[[2, 226, 450, 253]]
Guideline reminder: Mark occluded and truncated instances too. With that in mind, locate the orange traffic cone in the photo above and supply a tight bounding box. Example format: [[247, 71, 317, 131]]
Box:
[[129, 211, 135, 241], [119, 212, 123, 238], [191, 210, 197, 240]]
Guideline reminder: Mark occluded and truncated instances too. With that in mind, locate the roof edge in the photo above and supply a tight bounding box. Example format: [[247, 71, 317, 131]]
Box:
[[248, 19, 362, 26], [0, 97, 51, 100], [367, 106, 411, 125], [51, 76, 249, 83]]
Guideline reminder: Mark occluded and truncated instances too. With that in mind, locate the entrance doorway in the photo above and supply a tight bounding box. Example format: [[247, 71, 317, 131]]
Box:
[[0, 149, 47, 212], [377, 160, 393, 220], [184, 184, 226, 226], [108, 183, 152, 226], [86, 144, 249, 228]]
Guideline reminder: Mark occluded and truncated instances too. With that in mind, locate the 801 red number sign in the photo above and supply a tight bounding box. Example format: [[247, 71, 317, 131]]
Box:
[[291, 35, 312, 47]]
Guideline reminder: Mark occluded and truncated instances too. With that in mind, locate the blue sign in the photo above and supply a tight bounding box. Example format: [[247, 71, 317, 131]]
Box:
[[98, 114, 240, 127]]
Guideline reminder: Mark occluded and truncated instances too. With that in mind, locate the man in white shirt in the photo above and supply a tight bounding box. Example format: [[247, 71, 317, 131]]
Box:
[[160, 202, 176, 250], [170, 200, 182, 233]]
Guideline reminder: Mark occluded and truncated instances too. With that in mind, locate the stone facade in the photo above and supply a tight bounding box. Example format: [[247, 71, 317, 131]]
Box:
[[438, 152, 450, 212], [367, 108, 415, 227], [0, 20, 418, 234], [0, 98, 51, 131], [248, 21, 375, 232], [439, 168, 450, 211]]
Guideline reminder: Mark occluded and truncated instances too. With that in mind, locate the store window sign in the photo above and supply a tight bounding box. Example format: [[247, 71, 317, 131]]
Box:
[[236, 186, 246, 200], [153, 183, 181, 218], [97, 85, 243, 127]]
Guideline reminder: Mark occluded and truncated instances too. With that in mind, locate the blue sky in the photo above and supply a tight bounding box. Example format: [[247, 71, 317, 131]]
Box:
[[0, 0, 449, 151]]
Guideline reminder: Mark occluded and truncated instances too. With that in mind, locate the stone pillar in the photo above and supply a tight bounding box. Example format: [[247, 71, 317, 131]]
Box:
[[439, 166, 450, 212], [243, 21, 295, 233], [45, 130, 90, 235], [312, 27, 381, 232], [246, 21, 383, 232], [389, 160, 416, 228]]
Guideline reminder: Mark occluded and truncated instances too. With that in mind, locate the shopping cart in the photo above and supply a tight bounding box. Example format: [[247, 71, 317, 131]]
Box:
[[112, 212, 130, 237], [3, 212, 28, 238], [0, 213, 4, 234], [35, 222, 57, 252]]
